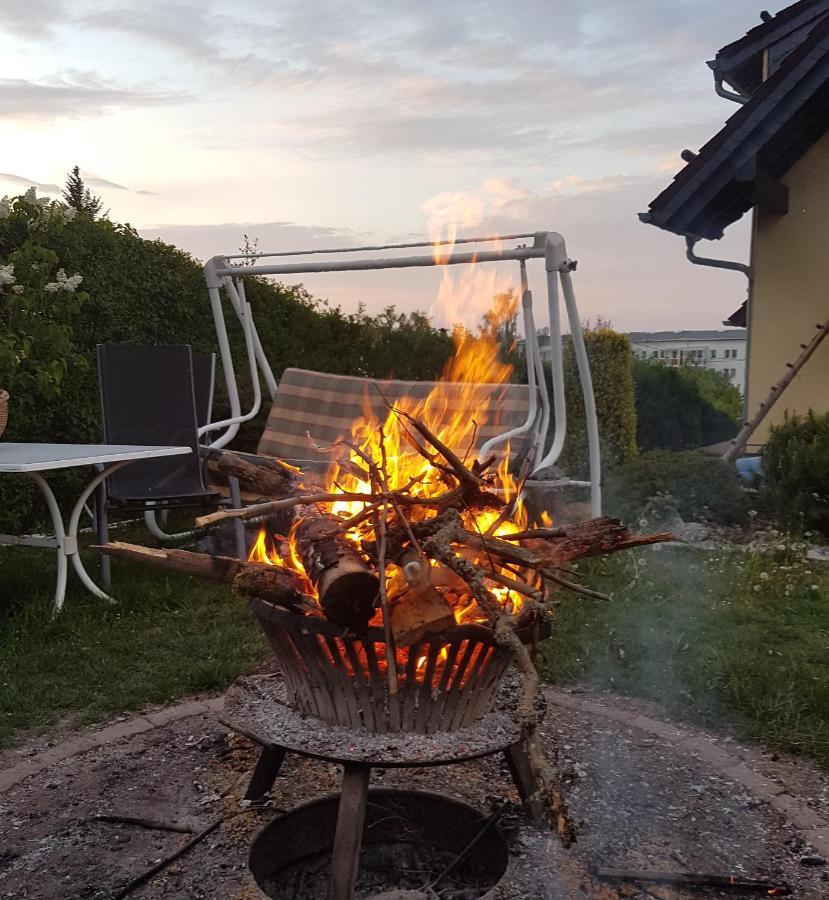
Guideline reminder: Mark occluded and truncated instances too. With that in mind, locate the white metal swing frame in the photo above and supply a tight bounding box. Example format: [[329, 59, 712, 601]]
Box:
[[201, 230, 602, 516]]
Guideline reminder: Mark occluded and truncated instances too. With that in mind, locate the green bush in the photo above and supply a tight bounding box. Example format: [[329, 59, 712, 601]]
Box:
[[762, 411, 829, 536], [0, 190, 454, 531], [633, 360, 739, 451], [558, 326, 638, 477], [604, 449, 749, 524]]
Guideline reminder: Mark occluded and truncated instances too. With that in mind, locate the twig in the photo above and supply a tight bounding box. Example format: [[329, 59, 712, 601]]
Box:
[[375, 497, 398, 696], [90, 813, 194, 834], [424, 803, 508, 891], [112, 813, 238, 898]]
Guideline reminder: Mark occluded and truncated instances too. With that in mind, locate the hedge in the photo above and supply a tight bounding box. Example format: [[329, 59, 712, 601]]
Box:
[[0, 192, 454, 532], [557, 327, 638, 477], [762, 411, 829, 536]]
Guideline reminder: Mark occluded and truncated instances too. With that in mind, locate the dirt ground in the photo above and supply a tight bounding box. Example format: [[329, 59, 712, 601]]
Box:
[[1, 680, 828, 900]]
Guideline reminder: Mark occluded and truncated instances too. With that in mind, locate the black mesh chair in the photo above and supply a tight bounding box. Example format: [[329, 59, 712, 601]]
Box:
[[97, 344, 216, 505], [95, 344, 244, 583]]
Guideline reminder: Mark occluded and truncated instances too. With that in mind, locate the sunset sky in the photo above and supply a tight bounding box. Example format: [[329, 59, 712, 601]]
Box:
[[1, 1, 776, 330]]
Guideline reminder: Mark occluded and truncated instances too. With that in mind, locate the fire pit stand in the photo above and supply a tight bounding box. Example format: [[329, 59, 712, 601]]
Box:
[[222, 671, 542, 900]]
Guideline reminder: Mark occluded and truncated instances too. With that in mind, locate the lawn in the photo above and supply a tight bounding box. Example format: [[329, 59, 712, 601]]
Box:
[[540, 539, 829, 767], [2, 532, 829, 770], [0, 542, 267, 748]]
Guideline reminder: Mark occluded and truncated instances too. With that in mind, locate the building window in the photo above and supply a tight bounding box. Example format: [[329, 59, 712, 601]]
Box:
[[651, 350, 658, 358], [710, 348, 716, 358]]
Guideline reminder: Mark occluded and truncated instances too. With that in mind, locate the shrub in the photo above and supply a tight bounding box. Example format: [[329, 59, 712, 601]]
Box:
[[762, 411, 829, 536], [0, 189, 455, 531], [604, 449, 749, 525], [558, 327, 638, 477], [633, 360, 739, 451]]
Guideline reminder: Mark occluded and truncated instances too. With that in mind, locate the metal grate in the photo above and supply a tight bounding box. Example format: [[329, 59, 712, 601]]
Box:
[[249, 597, 516, 734]]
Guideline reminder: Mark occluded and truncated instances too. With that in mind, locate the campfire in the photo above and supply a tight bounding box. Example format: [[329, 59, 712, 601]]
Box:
[[100, 295, 672, 843]]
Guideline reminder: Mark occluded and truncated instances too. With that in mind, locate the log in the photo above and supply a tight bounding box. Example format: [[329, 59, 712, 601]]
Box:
[[293, 505, 378, 629], [213, 451, 294, 497], [95, 542, 309, 612], [388, 583, 455, 646]]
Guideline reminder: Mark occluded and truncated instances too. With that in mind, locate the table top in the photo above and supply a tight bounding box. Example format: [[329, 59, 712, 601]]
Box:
[[0, 443, 192, 473]]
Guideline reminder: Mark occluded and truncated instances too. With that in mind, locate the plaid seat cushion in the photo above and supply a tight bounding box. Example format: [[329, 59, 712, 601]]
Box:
[[257, 368, 531, 464]]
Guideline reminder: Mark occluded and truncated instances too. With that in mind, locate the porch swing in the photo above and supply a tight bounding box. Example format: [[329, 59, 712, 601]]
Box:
[[198, 230, 601, 520]]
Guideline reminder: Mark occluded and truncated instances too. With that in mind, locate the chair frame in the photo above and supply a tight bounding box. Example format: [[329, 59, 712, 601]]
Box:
[[201, 231, 602, 515]]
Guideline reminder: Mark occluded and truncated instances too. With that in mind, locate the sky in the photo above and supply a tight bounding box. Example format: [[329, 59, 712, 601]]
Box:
[[1, 0, 782, 332]]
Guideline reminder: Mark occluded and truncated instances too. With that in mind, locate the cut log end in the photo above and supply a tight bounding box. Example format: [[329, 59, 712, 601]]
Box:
[[318, 571, 377, 629]]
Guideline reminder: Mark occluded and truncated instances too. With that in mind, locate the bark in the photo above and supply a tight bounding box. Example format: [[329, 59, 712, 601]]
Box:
[[213, 451, 295, 497], [95, 542, 309, 612], [293, 504, 378, 630]]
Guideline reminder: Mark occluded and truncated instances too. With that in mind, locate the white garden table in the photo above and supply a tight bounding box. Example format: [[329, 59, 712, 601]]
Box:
[[0, 443, 191, 612]]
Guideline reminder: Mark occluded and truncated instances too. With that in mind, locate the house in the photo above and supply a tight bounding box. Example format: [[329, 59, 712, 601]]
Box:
[[640, 0, 829, 450], [627, 330, 747, 393]]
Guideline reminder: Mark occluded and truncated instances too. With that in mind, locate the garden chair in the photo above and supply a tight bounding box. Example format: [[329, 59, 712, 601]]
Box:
[[95, 344, 244, 584]]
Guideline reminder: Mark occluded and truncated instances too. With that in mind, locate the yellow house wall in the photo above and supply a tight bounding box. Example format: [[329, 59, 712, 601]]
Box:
[[746, 129, 829, 450]]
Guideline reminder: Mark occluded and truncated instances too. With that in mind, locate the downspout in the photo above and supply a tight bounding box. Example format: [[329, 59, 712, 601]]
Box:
[[685, 235, 753, 430], [685, 236, 752, 281]]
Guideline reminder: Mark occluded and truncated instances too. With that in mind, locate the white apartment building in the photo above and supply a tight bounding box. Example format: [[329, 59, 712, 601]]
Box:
[[627, 330, 747, 393]]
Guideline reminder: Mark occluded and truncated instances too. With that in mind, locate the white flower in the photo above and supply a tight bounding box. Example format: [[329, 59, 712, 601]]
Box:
[[64, 273, 83, 291], [11, 284, 24, 294], [44, 282, 60, 293], [0, 264, 15, 287], [759, 571, 769, 580]]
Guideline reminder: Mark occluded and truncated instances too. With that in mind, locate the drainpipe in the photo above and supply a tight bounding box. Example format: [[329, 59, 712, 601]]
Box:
[[685, 237, 752, 281]]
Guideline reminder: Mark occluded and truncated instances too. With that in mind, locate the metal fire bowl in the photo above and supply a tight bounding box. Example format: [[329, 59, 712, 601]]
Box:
[[249, 789, 509, 900], [249, 597, 549, 735]]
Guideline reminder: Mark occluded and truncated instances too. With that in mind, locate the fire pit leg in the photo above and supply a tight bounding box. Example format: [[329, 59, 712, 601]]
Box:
[[329, 764, 371, 900], [245, 745, 287, 801], [504, 741, 544, 824]]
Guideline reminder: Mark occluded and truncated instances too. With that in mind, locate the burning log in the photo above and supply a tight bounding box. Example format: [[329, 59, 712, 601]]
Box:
[[293, 504, 378, 630], [388, 580, 455, 647], [212, 451, 296, 498], [95, 542, 312, 613]]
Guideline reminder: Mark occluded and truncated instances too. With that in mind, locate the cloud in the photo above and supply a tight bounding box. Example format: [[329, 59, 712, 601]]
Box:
[[84, 174, 130, 191], [0, 71, 179, 122], [0, 173, 62, 194]]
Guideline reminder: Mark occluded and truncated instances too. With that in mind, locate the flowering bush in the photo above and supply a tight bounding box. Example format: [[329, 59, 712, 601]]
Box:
[[0, 191, 87, 404]]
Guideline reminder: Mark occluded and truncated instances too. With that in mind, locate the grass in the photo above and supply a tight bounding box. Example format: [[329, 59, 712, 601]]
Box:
[[540, 538, 829, 768], [0, 541, 268, 748], [3, 527, 829, 770]]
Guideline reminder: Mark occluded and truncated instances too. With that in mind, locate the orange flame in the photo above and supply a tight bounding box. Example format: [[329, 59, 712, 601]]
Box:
[[250, 196, 542, 624]]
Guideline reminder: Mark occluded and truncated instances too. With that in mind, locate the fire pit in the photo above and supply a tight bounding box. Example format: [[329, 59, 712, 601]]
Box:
[[249, 789, 509, 900], [250, 596, 529, 733]]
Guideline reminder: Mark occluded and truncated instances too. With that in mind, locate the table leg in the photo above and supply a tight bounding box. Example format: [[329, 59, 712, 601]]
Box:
[[66, 462, 131, 604], [27, 472, 69, 614], [329, 764, 371, 900]]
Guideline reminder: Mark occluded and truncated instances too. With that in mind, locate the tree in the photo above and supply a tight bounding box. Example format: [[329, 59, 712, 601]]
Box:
[[62, 166, 103, 218]]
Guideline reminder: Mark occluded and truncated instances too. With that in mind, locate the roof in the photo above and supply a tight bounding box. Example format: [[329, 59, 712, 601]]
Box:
[[641, 15, 829, 240], [711, 1, 829, 96], [627, 330, 746, 343]]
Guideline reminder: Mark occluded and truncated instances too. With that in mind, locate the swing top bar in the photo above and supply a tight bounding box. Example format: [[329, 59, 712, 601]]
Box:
[[221, 231, 544, 261], [211, 233, 549, 279]]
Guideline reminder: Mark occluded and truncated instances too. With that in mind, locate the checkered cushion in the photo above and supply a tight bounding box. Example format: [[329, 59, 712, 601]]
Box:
[[257, 368, 531, 464]]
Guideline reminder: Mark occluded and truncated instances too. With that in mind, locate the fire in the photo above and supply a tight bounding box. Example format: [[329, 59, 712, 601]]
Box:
[[249, 197, 540, 627]]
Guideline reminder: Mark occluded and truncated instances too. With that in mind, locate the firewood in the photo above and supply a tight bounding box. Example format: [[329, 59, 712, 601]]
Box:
[[293, 504, 378, 630], [94, 542, 309, 612], [388, 583, 455, 647], [213, 451, 294, 497]]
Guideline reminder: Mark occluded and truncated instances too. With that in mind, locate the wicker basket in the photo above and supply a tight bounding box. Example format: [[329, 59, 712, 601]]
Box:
[[0, 390, 8, 439]]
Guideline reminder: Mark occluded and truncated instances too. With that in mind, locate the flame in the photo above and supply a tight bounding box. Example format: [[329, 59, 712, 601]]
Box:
[[250, 196, 543, 630]]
